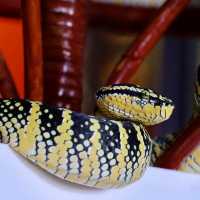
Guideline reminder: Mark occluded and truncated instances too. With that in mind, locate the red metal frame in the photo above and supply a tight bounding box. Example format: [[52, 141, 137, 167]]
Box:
[[1, 1, 200, 36], [107, 0, 191, 84], [89, 2, 200, 36]]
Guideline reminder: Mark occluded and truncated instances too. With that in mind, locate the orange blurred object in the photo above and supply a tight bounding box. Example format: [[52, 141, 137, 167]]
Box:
[[0, 17, 24, 98]]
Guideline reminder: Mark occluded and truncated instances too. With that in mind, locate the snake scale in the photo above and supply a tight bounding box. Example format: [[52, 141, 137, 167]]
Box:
[[0, 84, 174, 188]]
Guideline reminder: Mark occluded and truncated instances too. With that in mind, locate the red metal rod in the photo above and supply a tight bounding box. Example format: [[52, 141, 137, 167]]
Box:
[[107, 0, 191, 84], [0, 55, 18, 98], [22, 0, 44, 101], [155, 116, 200, 169]]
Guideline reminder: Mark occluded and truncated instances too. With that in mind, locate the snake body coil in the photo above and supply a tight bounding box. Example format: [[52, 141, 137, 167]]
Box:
[[0, 84, 174, 188]]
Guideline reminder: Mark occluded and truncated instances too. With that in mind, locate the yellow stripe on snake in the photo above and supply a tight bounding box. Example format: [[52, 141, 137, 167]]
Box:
[[0, 84, 174, 188]]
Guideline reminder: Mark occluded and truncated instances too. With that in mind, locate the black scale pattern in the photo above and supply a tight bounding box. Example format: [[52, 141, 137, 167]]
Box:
[[0, 99, 32, 145], [97, 118, 121, 179], [67, 112, 94, 175], [121, 121, 142, 181], [36, 103, 63, 158]]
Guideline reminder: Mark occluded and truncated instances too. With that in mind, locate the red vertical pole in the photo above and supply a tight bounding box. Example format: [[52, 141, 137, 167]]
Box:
[[22, 0, 44, 101], [42, 0, 88, 111]]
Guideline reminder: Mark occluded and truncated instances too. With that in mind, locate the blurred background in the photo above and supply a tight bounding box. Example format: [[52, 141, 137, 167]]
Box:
[[0, 0, 200, 137]]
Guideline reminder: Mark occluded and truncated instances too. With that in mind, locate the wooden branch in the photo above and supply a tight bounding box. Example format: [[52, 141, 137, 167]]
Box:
[[107, 0, 191, 84], [0, 55, 18, 98], [42, 0, 88, 111], [155, 116, 200, 169], [22, 0, 43, 101]]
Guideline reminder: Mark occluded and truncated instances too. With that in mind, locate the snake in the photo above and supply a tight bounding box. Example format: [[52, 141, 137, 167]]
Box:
[[0, 84, 174, 188]]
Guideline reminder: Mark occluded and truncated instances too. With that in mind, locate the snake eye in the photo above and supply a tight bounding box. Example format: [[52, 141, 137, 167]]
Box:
[[135, 97, 149, 107]]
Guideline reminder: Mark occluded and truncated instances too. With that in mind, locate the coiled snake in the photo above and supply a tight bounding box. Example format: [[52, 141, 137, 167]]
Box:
[[0, 84, 174, 188]]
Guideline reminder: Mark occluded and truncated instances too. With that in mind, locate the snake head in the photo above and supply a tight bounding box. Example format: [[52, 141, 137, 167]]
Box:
[[96, 84, 174, 126]]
